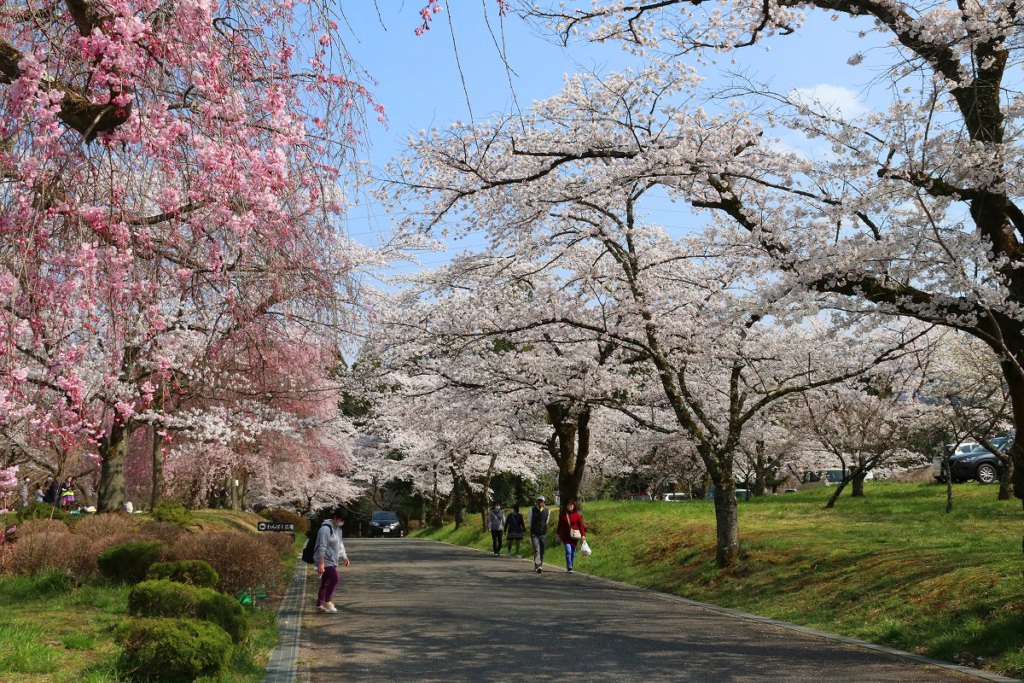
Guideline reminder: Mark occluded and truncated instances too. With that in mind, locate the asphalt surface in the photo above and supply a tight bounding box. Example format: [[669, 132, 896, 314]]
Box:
[[298, 538, 983, 683]]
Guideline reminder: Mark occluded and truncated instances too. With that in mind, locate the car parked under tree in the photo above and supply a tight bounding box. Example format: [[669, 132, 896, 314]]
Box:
[[932, 438, 1009, 484]]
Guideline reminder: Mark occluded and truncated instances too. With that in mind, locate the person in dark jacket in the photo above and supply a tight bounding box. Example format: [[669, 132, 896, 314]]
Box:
[[504, 504, 525, 558], [556, 499, 586, 574], [528, 495, 550, 573], [487, 503, 505, 556]]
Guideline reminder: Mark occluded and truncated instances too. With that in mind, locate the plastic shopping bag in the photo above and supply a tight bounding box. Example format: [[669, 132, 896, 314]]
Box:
[[579, 538, 592, 557]]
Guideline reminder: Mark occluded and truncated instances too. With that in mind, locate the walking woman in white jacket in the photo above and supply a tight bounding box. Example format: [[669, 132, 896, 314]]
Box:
[[487, 503, 505, 556]]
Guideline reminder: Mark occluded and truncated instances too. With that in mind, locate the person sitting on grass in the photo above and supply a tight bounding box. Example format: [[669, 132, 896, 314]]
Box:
[[313, 508, 350, 614]]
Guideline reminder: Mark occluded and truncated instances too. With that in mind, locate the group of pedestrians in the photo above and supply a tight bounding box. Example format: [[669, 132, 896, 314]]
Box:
[[310, 496, 588, 616], [487, 495, 587, 574], [11, 474, 77, 511], [34, 476, 77, 510]]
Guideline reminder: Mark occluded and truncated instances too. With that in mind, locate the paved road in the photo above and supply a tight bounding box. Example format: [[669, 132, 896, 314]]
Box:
[[298, 539, 984, 683]]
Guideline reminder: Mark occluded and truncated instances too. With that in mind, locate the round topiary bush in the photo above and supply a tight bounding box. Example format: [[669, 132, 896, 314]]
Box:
[[146, 560, 219, 589], [97, 541, 166, 584], [115, 617, 232, 681], [16, 503, 69, 523], [149, 502, 193, 529], [128, 580, 249, 643]]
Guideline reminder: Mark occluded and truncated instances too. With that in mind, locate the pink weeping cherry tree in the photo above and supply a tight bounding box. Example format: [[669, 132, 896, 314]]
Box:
[[0, 1, 380, 510]]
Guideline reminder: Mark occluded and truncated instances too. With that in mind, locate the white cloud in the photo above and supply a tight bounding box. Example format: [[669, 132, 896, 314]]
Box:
[[790, 84, 867, 120]]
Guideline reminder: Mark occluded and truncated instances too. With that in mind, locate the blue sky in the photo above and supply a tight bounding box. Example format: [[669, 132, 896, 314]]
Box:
[[338, 3, 889, 272]]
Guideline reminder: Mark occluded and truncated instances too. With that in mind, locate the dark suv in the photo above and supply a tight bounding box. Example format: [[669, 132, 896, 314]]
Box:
[[936, 438, 1009, 484], [369, 511, 404, 538]]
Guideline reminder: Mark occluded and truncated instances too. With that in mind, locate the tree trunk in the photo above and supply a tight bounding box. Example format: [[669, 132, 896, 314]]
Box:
[[711, 475, 739, 567], [998, 458, 1013, 500], [694, 471, 711, 501], [480, 453, 498, 531], [452, 474, 467, 529], [96, 422, 128, 513], [420, 496, 427, 527], [1000, 358, 1024, 578], [752, 440, 767, 496], [546, 402, 590, 507], [150, 428, 163, 510], [431, 464, 443, 528], [825, 479, 851, 509], [945, 456, 954, 514], [851, 472, 866, 497]]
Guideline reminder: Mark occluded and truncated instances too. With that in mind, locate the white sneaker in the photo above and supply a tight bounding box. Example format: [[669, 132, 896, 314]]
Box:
[[324, 602, 338, 613]]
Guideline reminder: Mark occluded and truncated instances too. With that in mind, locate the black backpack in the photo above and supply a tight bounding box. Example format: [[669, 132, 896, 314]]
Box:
[[301, 524, 332, 564]]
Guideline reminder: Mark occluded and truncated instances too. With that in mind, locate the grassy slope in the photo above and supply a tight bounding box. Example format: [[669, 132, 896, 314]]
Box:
[[0, 509, 285, 683], [413, 482, 1024, 677]]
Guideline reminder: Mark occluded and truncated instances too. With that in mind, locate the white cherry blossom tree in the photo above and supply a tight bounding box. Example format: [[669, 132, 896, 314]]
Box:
[[381, 67, 931, 564]]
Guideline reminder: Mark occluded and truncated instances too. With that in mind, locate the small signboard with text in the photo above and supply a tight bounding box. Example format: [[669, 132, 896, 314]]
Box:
[[257, 522, 295, 532]]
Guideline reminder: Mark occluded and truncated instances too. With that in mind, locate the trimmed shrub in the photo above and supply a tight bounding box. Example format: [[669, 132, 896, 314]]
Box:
[[115, 617, 232, 681], [15, 503, 69, 523], [18, 518, 69, 537], [171, 532, 280, 597], [74, 513, 133, 540], [88, 533, 157, 564], [5, 532, 96, 583], [146, 560, 218, 589], [257, 508, 310, 535], [260, 530, 296, 559], [128, 580, 248, 642], [139, 521, 185, 545], [150, 502, 193, 529], [97, 541, 166, 584]]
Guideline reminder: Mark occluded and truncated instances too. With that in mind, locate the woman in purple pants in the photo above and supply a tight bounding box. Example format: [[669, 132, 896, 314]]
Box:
[[313, 508, 350, 613]]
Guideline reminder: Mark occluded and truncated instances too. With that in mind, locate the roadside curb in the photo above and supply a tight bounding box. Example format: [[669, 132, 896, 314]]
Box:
[[411, 536, 1021, 683], [264, 556, 306, 683]]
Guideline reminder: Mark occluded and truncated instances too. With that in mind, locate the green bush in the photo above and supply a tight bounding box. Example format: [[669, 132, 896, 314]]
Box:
[[149, 502, 192, 529], [15, 503, 68, 523], [115, 617, 232, 681], [97, 541, 166, 584], [171, 532, 281, 598], [128, 580, 248, 643], [257, 507, 310, 534], [146, 560, 219, 589]]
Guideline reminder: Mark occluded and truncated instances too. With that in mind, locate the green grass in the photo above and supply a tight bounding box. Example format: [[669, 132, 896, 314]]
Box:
[[0, 509, 287, 683], [414, 482, 1024, 678]]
